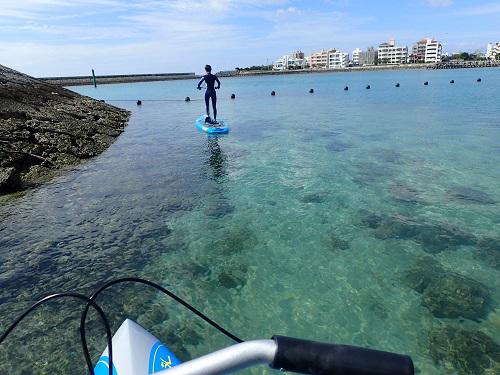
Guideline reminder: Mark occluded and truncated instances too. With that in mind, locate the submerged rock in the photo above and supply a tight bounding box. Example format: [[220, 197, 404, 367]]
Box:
[[359, 211, 476, 253], [422, 272, 490, 320], [476, 237, 500, 270], [204, 199, 235, 218], [402, 256, 444, 293], [0, 64, 129, 195], [326, 139, 352, 152], [322, 231, 350, 251], [371, 148, 403, 163], [300, 191, 330, 204], [447, 186, 496, 205], [403, 256, 491, 320], [429, 325, 500, 375], [206, 227, 258, 256], [389, 183, 422, 204], [217, 264, 248, 290], [352, 162, 395, 185]]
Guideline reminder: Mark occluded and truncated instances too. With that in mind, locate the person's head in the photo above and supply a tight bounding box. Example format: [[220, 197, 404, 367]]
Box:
[[205, 64, 212, 73]]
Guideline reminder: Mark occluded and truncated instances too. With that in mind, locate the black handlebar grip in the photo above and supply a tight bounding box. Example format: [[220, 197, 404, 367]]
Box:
[[270, 336, 414, 375]]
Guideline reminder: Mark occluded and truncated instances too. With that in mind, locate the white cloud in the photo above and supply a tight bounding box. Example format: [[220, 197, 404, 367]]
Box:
[[423, 0, 453, 7]]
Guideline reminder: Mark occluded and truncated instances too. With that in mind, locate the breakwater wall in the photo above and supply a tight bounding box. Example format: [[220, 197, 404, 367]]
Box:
[[41, 72, 198, 86]]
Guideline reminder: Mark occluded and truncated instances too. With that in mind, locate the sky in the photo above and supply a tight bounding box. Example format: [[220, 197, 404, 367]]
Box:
[[0, 0, 499, 77]]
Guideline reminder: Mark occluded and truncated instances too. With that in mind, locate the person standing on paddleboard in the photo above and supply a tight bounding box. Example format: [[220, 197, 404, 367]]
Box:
[[197, 65, 220, 124]]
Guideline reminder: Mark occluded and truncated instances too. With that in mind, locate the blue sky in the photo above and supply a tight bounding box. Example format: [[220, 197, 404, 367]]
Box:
[[0, 0, 499, 77]]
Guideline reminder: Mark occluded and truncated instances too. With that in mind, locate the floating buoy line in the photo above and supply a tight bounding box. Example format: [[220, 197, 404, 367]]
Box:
[[96, 79, 483, 104]]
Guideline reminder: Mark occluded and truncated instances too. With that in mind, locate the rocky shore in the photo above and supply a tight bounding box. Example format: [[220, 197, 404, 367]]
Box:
[[0, 64, 130, 195]]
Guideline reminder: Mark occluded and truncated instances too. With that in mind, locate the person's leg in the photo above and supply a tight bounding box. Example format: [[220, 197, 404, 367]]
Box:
[[212, 92, 217, 121], [204, 91, 210, 119]]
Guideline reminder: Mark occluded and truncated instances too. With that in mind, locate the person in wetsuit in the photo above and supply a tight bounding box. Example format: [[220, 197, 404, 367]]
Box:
[[197, 65, 220, 124]]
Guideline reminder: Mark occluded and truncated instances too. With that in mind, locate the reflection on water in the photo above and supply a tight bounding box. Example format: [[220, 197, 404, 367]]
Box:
[[1, 69, 500, 374]]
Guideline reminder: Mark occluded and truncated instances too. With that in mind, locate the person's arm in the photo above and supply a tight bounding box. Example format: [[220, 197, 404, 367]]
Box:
[[197, 76, 205, 89], [215, 75, 221, 89]]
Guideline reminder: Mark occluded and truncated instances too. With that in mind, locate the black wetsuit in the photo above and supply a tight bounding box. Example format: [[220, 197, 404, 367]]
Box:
[[198, 73, 220, 120]]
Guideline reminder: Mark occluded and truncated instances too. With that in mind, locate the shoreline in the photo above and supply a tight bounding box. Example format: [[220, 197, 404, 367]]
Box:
[[42, 63, 500, 86]]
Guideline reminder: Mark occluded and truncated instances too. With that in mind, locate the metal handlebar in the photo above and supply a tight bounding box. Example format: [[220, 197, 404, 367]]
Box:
[[159, 336, 414, 375], [158, 340, 276, 375]]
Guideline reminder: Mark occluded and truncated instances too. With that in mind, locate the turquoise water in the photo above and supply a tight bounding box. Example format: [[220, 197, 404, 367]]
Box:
[[1, 69, 500, 374]]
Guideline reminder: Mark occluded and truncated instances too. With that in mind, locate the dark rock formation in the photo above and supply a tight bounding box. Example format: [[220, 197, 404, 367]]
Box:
[[358, 211, 476, 253], [476, 237, 500, 270], [402, 256, 491, 320], [0, 64, 129, 195], [322, 231, 350, 251], [300, 191, 330, 204], [447, 186, 496, 204], [429, 325, 500, 375]]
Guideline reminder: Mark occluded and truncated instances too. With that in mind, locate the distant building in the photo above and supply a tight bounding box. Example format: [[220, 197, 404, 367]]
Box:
[[486, 42, 500, 59], [309, 49, 332, 69], [358, 47, 378, 66], [351, 48, 362, 65], [308, 49, 348, 69], [411, 38, 442, 63], [329, 51, 349, 69], [378, 39, 408, 65], [273, 51, 307, 70]]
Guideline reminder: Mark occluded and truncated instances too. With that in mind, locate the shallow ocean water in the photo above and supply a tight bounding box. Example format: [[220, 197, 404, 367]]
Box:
[[1, 68, 500, 374]]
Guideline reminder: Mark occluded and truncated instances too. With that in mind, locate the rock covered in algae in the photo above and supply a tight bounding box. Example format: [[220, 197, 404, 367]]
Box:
[[402, 256, 491, 320], [402, 256, 444, 293], [429, 325, 500, 375], [358, 211, 476, 253], [476, 237, 500, 270], [422, 273, 490, 320], [322, 231, 350, 251]]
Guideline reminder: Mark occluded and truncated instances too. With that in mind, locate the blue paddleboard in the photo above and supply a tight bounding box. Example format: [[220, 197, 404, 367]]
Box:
[[195, 115, 229, 134]]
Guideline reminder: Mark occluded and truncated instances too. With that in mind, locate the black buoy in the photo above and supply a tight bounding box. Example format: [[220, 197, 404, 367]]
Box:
[[477, 78, 482, 82], [424, 81, 429, 85], [366, 85, 371, 90], [136, 100, 142, 105], [309, 88, 314, 93], [344, 86, 349, 91], [271, 91, 276, 96], [231, 93, 236, 99], [395, 83, 400, 87], [450, 80, 455, 84], [185, 96, 190, 102]]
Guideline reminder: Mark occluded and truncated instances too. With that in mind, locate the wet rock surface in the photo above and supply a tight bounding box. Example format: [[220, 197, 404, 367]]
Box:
[[402, 256, 491, 320], [0, 64, 129, 195], [428, 325, 500, 375]]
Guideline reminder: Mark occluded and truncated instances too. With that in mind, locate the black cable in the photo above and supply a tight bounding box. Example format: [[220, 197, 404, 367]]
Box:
[[79, 277, 243, 369], [0, 293, 113, 375]]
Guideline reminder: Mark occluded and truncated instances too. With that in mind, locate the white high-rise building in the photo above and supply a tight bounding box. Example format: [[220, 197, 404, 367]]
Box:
[[486, 42, 500, 59], [308, 49, 348, 69], [329, 51, 349, 69], [378, 39, 408, 65], [411, 38, 442, 63], [273, 51, 307, 70], [352, 48, 362, 65]]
